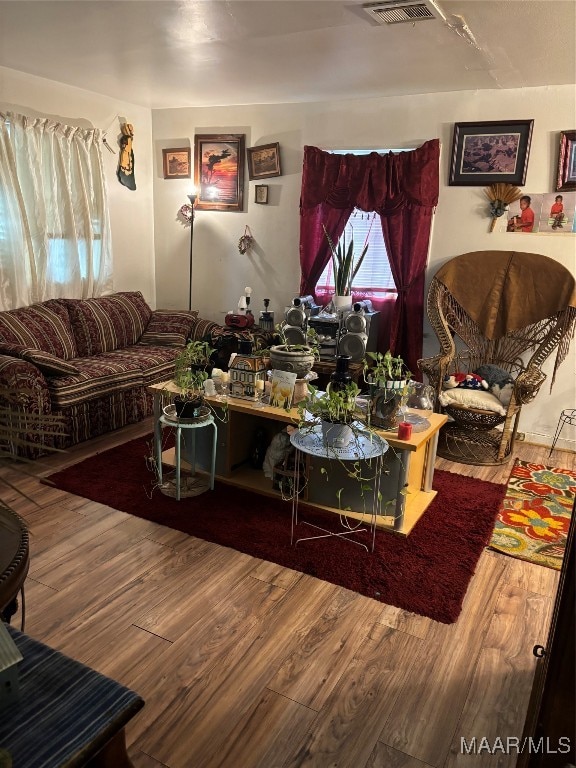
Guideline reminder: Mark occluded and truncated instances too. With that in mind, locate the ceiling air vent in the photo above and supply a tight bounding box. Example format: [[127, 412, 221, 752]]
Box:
[[362, 0, 437, 25]]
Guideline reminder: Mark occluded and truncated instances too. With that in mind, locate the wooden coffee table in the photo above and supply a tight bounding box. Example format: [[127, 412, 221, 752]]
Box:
[[0, 503, 29, 629], [148, 381, 447, 536]]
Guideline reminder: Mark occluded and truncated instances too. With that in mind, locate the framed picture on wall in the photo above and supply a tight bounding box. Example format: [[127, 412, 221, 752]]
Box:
[[556, 130, 576, 191], [255, 185, 269, 204], [449, 120, 534, 186], [162, 147, 191, 179], [247, 142, 282, 180], [194, 134, 245, 211]]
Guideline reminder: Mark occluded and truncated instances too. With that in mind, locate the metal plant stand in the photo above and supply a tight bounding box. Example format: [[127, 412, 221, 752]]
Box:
[[289, 426, 388, 552]]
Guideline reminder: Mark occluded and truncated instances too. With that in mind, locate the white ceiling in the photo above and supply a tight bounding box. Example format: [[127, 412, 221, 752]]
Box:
[[0, 0, 575, 109]]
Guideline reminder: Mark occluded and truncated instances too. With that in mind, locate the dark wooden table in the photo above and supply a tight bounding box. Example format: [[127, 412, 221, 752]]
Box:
[[0, 503, 29, 630]]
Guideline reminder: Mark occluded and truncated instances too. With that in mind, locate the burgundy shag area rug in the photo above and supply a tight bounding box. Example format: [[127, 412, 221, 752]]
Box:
[[45, 434, 505, 623]]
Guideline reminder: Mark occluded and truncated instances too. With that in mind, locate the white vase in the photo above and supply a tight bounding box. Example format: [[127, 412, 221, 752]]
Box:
[[332, 294, 352, 312]]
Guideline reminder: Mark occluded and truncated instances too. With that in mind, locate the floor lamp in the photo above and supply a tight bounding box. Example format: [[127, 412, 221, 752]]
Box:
[[186, 192, 197, 311]]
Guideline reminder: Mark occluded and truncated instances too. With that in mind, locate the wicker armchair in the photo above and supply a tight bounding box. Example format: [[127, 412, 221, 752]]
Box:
[[419, 251, 576, 465]]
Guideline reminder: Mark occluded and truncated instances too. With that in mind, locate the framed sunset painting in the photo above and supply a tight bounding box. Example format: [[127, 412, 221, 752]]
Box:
[[194, 134, 245, 211]]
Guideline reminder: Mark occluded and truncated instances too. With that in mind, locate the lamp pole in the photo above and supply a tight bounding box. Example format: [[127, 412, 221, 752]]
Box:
[[187, 192, 197, 311]]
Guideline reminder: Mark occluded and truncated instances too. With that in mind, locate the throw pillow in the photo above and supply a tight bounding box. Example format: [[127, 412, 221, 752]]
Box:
[[0, 343, 79, 376], [438, 388, 506, 415], [474, 364, 515, 406], [20, 349, 80, 377], [139, 309, 199, 347], [62, 292, 152, 356]]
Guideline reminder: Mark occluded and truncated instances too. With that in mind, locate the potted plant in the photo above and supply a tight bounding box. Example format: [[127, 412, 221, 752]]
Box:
[[269, 324, 320, 379], [363, 351, 412, 430], [297, 381, 362, 448], [323, 223, 370, 311], [172, 340, 215, 418]]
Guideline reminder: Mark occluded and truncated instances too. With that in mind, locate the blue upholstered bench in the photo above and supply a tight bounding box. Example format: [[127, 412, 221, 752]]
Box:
[[0, 626, 144, 767]]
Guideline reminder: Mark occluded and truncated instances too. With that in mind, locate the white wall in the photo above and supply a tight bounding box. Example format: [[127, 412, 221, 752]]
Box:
[[0, 66, 157, 307], [153, 85, 576, 448]]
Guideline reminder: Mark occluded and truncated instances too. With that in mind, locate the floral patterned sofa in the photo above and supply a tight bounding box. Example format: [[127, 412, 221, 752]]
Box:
[[0, 292, 217, 457]]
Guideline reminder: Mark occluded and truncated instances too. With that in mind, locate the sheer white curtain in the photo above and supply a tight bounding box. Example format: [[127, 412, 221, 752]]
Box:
[[0, 111, 113, 310]]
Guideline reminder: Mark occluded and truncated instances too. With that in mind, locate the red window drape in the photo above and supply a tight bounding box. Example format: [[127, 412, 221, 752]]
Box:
[[299, 140, 440, 377]]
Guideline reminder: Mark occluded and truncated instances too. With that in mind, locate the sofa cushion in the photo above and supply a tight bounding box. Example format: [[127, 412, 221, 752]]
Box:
[[438, 387, 506, 415], [62, 292, 152, 356], [190, 317, 218, 342], [139, 309, 198, 347], [47, 354, 145, 408], [106, 345, 181, 387], [0, 300, 77, 360], [0, 343, 79, 377]]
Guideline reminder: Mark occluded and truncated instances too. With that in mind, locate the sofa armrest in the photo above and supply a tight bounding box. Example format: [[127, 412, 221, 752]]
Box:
[[0, 355, 57, 458], [0, 354, 51, 410]]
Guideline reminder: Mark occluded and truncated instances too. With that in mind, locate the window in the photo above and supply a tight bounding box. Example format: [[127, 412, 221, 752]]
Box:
[[316, 209, 396, 302], [315, 149, 412, 305], [0, 111, 112, 309]]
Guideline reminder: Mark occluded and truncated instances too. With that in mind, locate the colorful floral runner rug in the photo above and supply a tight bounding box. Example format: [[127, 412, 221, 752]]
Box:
[[489, 459, 576, 570]]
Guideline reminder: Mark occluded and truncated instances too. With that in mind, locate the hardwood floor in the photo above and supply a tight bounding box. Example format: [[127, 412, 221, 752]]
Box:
[[3, 421, 574, 768]]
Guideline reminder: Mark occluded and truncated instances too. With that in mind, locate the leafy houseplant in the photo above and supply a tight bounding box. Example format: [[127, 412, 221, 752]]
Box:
[[269, 323, 320, 379], [172, 340, 215, 418], [323, 223, 370, 299], [297, 381, 362, 448], [363, 350, 411, 388], [363, 351, 412, 430]]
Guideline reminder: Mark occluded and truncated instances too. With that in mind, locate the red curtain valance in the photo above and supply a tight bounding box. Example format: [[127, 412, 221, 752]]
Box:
[[299, 140, 440, 213]]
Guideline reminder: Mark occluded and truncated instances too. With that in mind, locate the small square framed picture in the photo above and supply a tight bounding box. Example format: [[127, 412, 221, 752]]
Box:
[[255, 185, 269, 204], [162, 148, 191, 179]]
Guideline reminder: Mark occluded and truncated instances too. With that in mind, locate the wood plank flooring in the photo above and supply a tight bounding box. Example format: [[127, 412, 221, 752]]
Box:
[[2, 420, 574, 768]]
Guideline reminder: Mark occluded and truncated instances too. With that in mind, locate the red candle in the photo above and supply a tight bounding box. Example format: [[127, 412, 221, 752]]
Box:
[[397, 421, 412, 440]]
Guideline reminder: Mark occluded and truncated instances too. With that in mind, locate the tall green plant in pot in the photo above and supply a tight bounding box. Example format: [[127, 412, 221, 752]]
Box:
[[323, 223, 370, 311]]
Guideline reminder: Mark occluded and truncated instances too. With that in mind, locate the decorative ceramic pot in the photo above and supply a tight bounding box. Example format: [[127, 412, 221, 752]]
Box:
[[321, 420, 353, 449], [269, 344, 315, 378], [332, 294, 352, 311], [174, 394, 204, 419]]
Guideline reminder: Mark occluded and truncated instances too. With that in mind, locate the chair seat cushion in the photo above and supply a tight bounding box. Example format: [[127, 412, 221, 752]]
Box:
[[438, 387, 506, 415]]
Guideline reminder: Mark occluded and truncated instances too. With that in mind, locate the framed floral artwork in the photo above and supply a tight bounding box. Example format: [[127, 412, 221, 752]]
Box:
[[449, 120, 534, 186], [194, 134, 245, 211]]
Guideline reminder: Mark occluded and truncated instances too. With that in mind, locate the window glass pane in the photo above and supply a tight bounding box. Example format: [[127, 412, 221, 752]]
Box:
[[317, 209, 396, 299]]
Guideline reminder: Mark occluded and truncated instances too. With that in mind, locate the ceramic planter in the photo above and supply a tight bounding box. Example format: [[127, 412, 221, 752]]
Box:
[[321, 420, 353, 449], [269, 344, 315, 378], [174, 394, 204, 419]]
